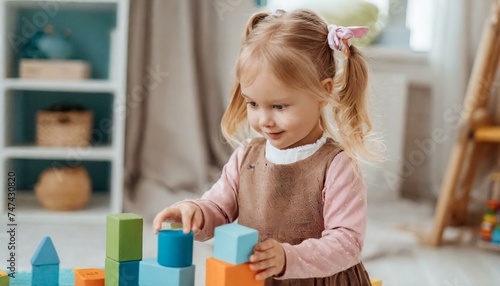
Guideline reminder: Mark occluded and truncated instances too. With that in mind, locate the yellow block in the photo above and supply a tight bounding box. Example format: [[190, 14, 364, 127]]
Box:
[[370, 278, 382, 286]]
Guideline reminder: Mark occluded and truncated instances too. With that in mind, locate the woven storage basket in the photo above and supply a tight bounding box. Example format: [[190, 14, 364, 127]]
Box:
[[34, 166, 92, 211], [36, 109, 93, 147]]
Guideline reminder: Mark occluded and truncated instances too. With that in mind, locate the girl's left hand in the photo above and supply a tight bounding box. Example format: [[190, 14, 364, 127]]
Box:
[[249, 239, 286, 280]]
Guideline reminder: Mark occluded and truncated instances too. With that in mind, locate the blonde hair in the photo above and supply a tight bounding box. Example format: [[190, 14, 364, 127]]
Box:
[[221, 9, 382, 162]]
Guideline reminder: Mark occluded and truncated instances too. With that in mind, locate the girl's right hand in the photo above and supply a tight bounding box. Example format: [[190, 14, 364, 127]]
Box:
[[152, 202, 204, 235]]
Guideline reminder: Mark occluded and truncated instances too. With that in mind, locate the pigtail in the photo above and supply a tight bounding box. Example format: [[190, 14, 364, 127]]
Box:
[[221, 82, 246, 147], [332, 46, 382, 162], [221, 11, 270, 147], [243, 11, 270, 40]]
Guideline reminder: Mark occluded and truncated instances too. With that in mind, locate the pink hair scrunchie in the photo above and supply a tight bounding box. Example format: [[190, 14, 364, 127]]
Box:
[[327, 25, 369, 57]]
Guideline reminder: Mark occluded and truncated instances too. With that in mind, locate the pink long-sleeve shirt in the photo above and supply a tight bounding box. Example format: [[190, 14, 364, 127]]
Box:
[[186, 142, 367, 279]]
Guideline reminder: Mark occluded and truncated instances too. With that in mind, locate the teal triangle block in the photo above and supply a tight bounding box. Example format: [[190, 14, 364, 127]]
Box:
[[31, 237, 60, 266]]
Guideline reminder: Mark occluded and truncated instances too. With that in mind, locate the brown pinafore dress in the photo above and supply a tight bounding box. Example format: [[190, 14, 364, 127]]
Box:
[[237, 138, 371, 286]]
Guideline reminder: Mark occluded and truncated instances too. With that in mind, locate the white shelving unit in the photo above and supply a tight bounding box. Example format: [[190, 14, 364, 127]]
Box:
[[0, 0, 129, 223]]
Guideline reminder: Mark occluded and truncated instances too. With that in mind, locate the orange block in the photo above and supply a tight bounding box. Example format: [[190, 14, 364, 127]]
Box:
[[206, 257, 264, 286], [73, 268, 105, 286]]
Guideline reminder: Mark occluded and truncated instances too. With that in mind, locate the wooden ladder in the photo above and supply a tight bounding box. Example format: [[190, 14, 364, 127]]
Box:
[[428, 0, 500, 246]]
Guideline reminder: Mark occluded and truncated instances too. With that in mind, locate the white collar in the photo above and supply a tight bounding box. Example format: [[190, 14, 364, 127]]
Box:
[[265, 135, 328, 164]]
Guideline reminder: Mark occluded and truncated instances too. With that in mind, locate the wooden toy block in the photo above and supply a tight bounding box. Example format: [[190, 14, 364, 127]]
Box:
[[105, 257, 139, 286], [31, 237, 59, 266], [370, 278, 383, 286], [0, 270, 9, 286], [32, 265, 59, 286], [139, 257, 195, 286], [158, 230, 193, 268], [31, 237, 59, 286], [106, 213, 143, 262], [73, 268, 105, 286], [206, 257, 263, 286], [214, 223, 259, 264]]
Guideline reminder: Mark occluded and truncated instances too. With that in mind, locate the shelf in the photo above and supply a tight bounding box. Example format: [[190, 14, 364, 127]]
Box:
[[11, 191, 110, 224], [3, 145, 115, 160], [4, 0, 119, 11], [4, 90, 114, 146], [0, 0, 129, 221], [2, 78, 117, 93], [6, 158, 112, 194]]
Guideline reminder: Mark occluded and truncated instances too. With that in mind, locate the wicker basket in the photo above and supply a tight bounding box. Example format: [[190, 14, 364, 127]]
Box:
[[36, 109, 93, 147], [34, 166, 92, 211]]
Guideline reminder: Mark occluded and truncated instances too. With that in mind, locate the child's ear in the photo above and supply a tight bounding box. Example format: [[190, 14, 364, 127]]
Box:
[[321, 78, 334, 94]]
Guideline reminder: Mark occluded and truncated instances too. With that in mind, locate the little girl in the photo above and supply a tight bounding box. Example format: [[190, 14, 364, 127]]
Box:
[[153, 9, 379, 285]]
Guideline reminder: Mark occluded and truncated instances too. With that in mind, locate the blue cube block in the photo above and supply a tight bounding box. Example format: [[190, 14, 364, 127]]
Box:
[[214, 223, 259, 264], [139, 257, 195, 286], [158, 230, 193, 268], [105, 257, 140, 286]]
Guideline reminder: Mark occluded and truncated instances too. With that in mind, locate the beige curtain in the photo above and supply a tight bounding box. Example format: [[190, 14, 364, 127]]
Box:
[[123, 0, 257, 219]]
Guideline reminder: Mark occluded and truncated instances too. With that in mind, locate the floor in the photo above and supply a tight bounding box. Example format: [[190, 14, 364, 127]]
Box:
[[1, 189, 500, 286]]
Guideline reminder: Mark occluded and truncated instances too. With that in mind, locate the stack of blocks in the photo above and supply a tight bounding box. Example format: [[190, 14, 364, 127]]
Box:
[[31, 237, 60, 286], [105, 213, 143, 286], [7, 217, 381, 286], [139, 228, 195, 286], [206, 223, 263, 286]]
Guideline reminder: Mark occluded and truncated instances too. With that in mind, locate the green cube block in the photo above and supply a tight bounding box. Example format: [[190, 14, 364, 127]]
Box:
[[106, 213, 143, 262]]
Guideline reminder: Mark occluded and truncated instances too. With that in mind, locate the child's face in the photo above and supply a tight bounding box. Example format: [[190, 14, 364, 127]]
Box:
[[240, 70, 324, 150]]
